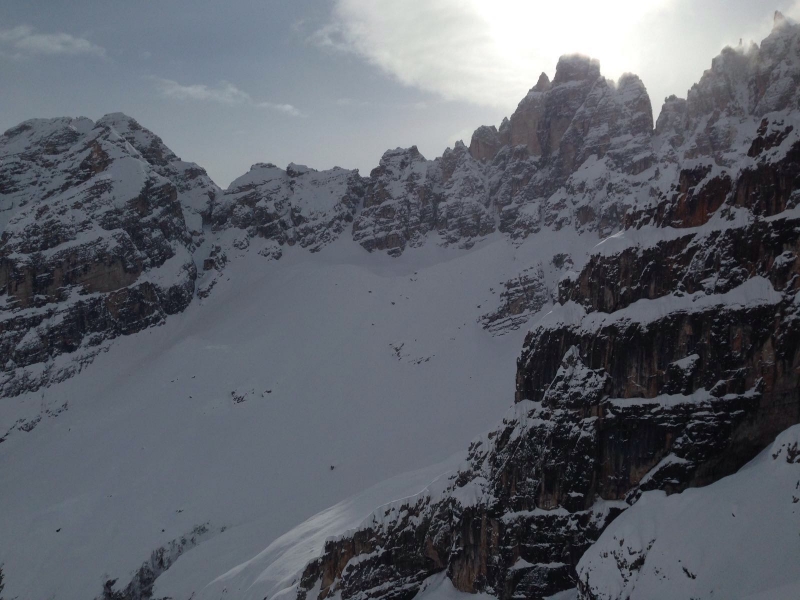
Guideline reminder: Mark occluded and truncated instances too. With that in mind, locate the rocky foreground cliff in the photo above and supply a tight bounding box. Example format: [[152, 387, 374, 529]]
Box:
[[292, 14, 800, 600]]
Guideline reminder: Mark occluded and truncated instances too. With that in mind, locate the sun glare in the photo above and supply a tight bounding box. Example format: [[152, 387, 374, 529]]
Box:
[[472, 0, 671, 83]]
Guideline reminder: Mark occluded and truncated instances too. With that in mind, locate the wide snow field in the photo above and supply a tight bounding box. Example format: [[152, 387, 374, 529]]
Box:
[[0, 232, 585, 600]]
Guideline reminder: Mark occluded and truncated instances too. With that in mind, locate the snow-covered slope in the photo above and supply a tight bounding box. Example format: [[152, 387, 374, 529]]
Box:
[[0, 230, 595, 600], [577, 424, 800, 600]]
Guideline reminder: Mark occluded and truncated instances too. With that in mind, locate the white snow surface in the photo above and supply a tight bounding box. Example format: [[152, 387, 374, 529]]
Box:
[[0, 231, 589, 600], [577, 424, 800, 600], [535, 275, 782, 335], [174, 456, 461, 600]]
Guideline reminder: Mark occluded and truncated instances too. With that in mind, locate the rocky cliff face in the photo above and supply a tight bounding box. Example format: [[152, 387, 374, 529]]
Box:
[[95, 113, 221, 248], [0, 115, 202, 397], [293, 15, 800, 600], [575, 423, 800, 599], [213, 161, 367, 255], [351, 53, 656, 255]]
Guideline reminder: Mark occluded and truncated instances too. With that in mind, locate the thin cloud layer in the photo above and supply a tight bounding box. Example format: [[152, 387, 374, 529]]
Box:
[[0, 25, 106, 58], [154, 77, 302, 116], [311, 0, 673, 109]]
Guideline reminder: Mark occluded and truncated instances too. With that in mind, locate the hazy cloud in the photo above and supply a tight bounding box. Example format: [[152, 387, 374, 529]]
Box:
[[0, 25, 106, 58], [311, 0, 675, 108], [336, 97, 428, 110], [255, 101, 303, 116], [154, 78, 302, 116], [156, 78, 252, 104], [336, 97, 372, 107]]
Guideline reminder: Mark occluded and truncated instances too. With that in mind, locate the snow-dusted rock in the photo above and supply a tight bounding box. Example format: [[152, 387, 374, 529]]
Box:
[[0, 115, 198, 396], [353, 146, 436, 256], [656, 11, 800, 165], [214, 162, 366, 252], [352, 142, 497, 255], [434, 141, 496, 247], [462, 55, 656, 241], [350, 55, 655, 254], [469, 124, 504, 163], [479, 252, 574, 335], [95, 113, 221, 246]]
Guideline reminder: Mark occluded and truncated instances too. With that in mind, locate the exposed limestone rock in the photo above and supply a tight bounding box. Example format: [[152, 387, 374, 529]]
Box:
[[480, 265, 551, 335], [469, 125, 503, 163], [214, 162, 367, 252], [353, 147, 435, 256], [95, 113, 221, 246], [0, 116, 197, 396], [479, 253, 575, 335]]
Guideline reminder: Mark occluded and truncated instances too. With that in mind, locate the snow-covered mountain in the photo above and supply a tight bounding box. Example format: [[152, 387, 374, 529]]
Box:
[[0, 114, 204, 399], [0, 11, 799, 600]]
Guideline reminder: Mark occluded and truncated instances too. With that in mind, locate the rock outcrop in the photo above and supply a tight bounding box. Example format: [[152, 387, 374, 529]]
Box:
[[94, 113, 221, 246], [0, 115, 200, 396], [352, 142, 496, 255], [479, 253, 574, 335], [353, 146, 437, 256], [213, 162, 367, 254], [353, 54, 657, 255], [293, 15, 800, 600]]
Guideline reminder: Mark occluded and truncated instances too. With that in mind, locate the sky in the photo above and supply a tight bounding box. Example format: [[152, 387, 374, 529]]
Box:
[[1, 0, 798, 187]]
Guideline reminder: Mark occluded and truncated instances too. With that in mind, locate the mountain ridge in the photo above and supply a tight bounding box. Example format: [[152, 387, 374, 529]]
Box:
[[5, 13, 796, 396]]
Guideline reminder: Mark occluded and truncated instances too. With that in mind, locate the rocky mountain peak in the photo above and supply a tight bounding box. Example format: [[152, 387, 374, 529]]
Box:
[[376, 145, 426, 170], [286, 162, 312, 177], [96, 112, 179, 167], [532, 71, 551, 92], [92, 112, 220, 242], [552, 54, 601, 84], [468, 124, 502, 162], [654, 94, 687, 138], [0, 114, 198, 395], [651, 15, 800, 163], [212, 158, 365, 261]]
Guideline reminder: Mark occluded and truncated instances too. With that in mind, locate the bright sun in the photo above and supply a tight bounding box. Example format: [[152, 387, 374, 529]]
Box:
[[473, 0, 671, 83]]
